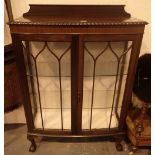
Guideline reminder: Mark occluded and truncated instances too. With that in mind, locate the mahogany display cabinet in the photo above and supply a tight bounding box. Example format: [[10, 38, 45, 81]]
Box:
[[8, 5, 147, 152]]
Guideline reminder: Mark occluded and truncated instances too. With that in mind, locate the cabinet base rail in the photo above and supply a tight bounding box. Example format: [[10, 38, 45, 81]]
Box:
[[27, 131, 125, 152]]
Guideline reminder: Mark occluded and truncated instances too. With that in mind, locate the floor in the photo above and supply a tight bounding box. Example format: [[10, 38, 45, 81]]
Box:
[[4, 124, 150, 155]]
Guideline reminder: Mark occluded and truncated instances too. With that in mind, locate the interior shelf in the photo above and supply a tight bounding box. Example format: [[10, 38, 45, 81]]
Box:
[[34, 108, 121, 130], [26, 74, 127, 77]]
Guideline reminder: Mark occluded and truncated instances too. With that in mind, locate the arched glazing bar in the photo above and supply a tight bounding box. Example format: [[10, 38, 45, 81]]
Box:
[[84, 41, 132, 130]]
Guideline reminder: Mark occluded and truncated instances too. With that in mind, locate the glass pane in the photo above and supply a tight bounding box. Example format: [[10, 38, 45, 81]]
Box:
[[82, 41, 132, 130], [23, 41, 71, 130]]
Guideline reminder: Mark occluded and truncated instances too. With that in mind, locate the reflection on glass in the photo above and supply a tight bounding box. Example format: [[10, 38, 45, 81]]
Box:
[[82, 41, 132, 130], [23, 41, 71, 130]]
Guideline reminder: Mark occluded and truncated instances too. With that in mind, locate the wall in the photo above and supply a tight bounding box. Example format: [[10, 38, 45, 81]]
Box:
[[4, 3, 12, 45]]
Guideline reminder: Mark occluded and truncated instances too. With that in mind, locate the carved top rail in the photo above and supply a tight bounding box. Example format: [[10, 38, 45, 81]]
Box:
[[9, 5, 147, 26]]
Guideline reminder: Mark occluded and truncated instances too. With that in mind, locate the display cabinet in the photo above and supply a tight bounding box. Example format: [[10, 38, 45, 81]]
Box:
[[8, 5, 147, 152]]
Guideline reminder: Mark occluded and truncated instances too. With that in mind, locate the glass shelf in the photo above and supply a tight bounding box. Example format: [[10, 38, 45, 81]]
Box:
[[31, 107, 122, 110], [26, 74, 127, 77]]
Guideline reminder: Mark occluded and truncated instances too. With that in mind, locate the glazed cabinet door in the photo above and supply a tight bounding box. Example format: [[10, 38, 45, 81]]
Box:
[[12, 33, 143, 135], [12, 34, 75, 133], [80, 34, 143, 133]]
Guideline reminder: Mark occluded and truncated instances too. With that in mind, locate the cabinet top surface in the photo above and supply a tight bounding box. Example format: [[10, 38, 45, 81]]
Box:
[[9, 5, 147, 26]]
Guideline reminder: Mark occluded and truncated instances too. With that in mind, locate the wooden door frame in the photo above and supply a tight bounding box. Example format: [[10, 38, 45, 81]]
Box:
[[78, 34, 143, 133], [11, 33, 73, 134], [11, 33, 34, 132]]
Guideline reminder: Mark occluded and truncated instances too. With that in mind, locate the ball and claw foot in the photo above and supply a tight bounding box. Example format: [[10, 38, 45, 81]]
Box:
[[115, 142, 123, 151], [29, 140, 36, 152]]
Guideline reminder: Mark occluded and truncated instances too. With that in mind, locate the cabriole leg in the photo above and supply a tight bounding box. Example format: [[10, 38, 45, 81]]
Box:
[[115, 141, 123, 151], [114, 136, 123, 151], [27, 135, 37, 152]]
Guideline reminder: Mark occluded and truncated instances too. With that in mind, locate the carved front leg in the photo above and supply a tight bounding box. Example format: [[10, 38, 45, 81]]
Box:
[[114, 136, 123, 151], [27, 135, 37, 152], [115, 141, 123, 151]]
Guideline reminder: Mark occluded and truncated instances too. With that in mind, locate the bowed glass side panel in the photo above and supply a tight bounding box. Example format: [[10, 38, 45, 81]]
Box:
[[82, 41, 133, 130], [22, 41, 71, 130]]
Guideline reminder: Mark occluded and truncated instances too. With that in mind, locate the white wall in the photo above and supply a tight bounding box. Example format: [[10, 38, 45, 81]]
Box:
[[4, 3, 12, 45]]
